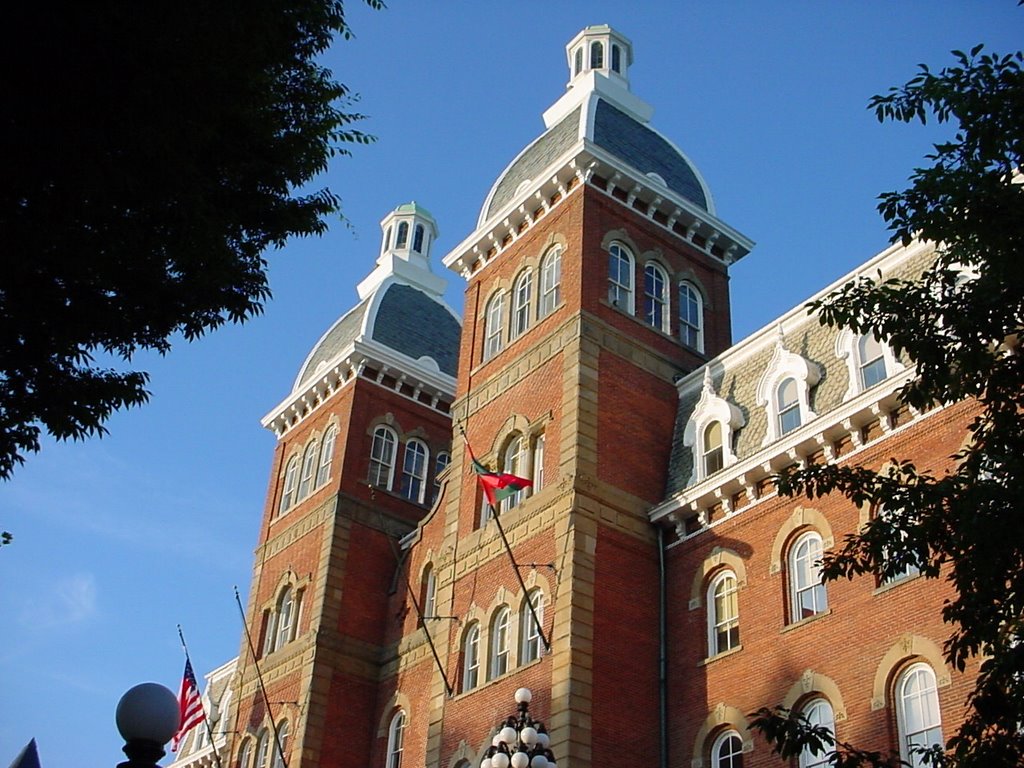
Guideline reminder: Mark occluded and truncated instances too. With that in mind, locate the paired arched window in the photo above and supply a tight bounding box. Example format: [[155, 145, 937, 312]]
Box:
[[462, 623, 481, 691], [386, 710, 406, 768], [644, 263, 669, 332], [789, 531, 828, 622], [420, 564, 436, 621], [264, 585, 302, 655], [297, 440, 318, 499], [520, 590, 544, 663], [679, 281, 704, 351], [539, 247, 562, 317], [608, 243, 635, 312], [512, 270, 533, 340], [895, 663, 943, 768], [501, 434, 527, 513], [279, 457, 299, 514], [777, 377, 802, 435], [708, 570, 739, 656], [489, 606, 511, 679], [316, 426, 336, 487], [400, 439, 429, 504], [271, 721, 288, 768], [395, 222, 409, 249], [703, 421, 724, 476], [798, 699, 835, 768], [369, 426, 397, 490], [484, 292, 506, 361], [711, 730, 744, 768]]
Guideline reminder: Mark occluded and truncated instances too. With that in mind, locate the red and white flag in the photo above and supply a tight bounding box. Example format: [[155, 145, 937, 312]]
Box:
[[171, 659, 206, 752]]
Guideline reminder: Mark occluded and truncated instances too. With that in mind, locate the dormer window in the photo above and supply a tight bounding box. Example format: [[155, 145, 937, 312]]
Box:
[[703, 422, 724, 475], [777, 377, 801, 435], [835, 328, 904, 401], [756, 328, 822, 445], [590, 41, 604, 69], [413, 223, 425, 253], [396, 221, 409, 249], [683, 368, 745, 483], [858, 334, 886, 388], [611, 44, 621, 73]]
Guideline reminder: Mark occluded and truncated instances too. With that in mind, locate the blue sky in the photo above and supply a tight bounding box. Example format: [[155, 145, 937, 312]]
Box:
[[2, 3, 1021, 766]]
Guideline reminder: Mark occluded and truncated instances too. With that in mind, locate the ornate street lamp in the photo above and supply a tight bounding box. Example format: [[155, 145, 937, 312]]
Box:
[[481, 688, 556, 768], [115, 683, 181, 768]]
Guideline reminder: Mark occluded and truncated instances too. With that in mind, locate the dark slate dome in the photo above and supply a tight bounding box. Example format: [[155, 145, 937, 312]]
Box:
[[370, 283, 461, 376]]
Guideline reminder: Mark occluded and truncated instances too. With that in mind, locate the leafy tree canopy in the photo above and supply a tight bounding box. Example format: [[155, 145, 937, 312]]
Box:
[[752, 44, 1024, 768], [0, 1, 381, 483]]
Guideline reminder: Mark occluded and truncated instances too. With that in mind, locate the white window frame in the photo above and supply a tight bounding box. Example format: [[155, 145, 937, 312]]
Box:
[[789, 531, 828, 622], [297, 440, 318, 500], [395, 221, 409, 249], [896, 663, 943, 768], [462, 624, 480, 691], [316, 426, 337, 487], [711, 730, 744, 768], [539, 246, 562, 318], [679, 281, 704, 351], [279, 457, 299, 514], [756, 331, 821, 446], [590, 40, 604, 69], [532, 434, 545, 492], [237, 740, 253, 768], [421, 564, 436, 620], [520, 590, 544, 664], [707, 570, 739, 656], [835, 329, 905, 401], [643, 262, 670, 332], [683, 369, 745, 484], [369, 426, 397, 490], [489, 606, 511, 679], [703, 421, 724, 477], [433, 451, 450, 503], [777, 377, 802, 436], [512, 270, 533, 340], [400, 439, 429, 504], [254, 731, 270, 768], [275, 586, 295, 651], [386, 710, 406, 768], [271, 721, 288, 768], [483, 292, 505, 361], [798, 699, 835, 768], [501, 435, 527, 514], [608, 243, 634, 313]]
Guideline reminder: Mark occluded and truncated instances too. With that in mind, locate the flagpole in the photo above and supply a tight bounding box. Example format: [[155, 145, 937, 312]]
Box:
[[177, 625, 224, 768], [234, 586, 288, 768]]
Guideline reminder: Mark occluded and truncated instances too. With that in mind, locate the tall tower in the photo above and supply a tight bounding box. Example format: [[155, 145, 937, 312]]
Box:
[[227, 202, 461, 768], [370, 25, 754, 768]]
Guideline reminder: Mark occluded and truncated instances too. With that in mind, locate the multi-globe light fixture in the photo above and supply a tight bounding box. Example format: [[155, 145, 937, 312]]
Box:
[[480, 688, 557, 768]]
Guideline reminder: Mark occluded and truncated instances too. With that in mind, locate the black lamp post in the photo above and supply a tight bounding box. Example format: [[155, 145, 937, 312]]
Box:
[[115, 683, 181, 768], [480, 688, 557, 768]]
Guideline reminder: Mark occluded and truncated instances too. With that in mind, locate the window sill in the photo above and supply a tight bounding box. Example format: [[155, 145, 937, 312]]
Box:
[[452, 656, 545, 700], [873, 571, 921, 595], [599, 298, 707, 356], [781, 608, 832, 634], [699, 644, 743, 666]]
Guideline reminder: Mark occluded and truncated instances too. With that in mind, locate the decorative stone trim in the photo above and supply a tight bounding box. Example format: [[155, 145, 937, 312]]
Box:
[[870, 634, 952, 710]]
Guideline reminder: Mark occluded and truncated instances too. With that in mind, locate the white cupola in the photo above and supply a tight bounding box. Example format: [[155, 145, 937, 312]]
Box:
[[357, 202, 446, 299]]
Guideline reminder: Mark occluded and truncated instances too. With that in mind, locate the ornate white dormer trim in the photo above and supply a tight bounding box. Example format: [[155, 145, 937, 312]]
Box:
[[835, 329, 905, 401], [683, 368, 746, 484], [756, 326, 822, 446]]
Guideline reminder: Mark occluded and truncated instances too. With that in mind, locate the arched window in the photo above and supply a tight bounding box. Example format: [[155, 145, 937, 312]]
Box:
[[369, 426, 397, 490], [271, 721, 288, 768], [611, 44, 621, 73], [512, 270, 533, 340], [789, 531, 828, 622], [316, 426, 336, 487], [483, 292, 505, 361], [590, 40, 604, 69], [433, 451, 450, 502], [400, 439, 428, 503], [297, 440, 318, 499], [798, 699, 835, 768], [644, 263, 669, 332], [777, 377, 801, 435], [878, 505, 919, 584], [608, 243, 634, 313], [707, 570, 739, 656], [237, 740, 253, 768], [489, 606, 511, 679], [383, 226, 392, 252], [532, 434, 545, 492], [413, 224, 425, 253], [858, 333, 887, 389], [275, 585, 299, 650], [254, 730, 270, 768], [421, 564, 436, 621], [539, 246, 562, 317], [279, 457, 299, 513], [679, 281, 703, 351], [395, 221, 409, 249], [386, 710, 406, 768], [501, 435, 527, 513], [520, 590, 544, 663], [711, 730, 744, 768], [703, 421, 724, 476], [462, 623, 480, 691], [896, 663, 943, 768], [574, 47, 583, 75]]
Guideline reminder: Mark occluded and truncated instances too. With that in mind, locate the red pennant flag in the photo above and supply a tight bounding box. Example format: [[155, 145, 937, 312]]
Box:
[[471, 456, 533, 508]]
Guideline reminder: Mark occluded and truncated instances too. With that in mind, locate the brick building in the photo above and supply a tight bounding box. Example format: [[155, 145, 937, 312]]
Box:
[[171, 25, 971, 768]]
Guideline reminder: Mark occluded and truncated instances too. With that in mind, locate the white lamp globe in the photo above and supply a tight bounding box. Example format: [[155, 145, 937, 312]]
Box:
[[520, 726, 538, 746], [499, 726, 518, 745], [492, 735, 502, 748], [481, 758, 493, 768], [514, 688, 532, 704], [531, 755, 549, 768], [115, 683, 180, 744], [510, 752, 530, 768], [491, 752, 510, 768], [537, 732, 550, 749]]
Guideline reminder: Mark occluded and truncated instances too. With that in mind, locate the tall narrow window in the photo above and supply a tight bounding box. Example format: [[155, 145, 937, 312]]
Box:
[[369, 426, 397, 490], [462, 624, 480, 691], [539, 246, 562, 317], [413, 224, 425, 253], [679, 281, 703, 351], [799, 700, 835, 768], [275, 586, 295, 651], [608, 243, 634, 312], [400, 439, 428, 503], [858, 333, 888, 389], [896, 664, 943, 768], [279, 457, 299, 513], [777, 377, 801, 435], [590, 40, 604, 69], [484, 292, 505, 361], [711, 731, 744, 768], [703, 421, 724, 476], [611, 44, 621, 73], [789, 531, 828, 621], [254, 731, 270, 768], [433, 451, 450, 503], [386, 710, 406, 768], [395, 222, 409, 249], [237, 740, 253, 768], [708, 571, 739, 656], [480, 495, 493, 527], [644, 263, 669, 332], [520, 590, 544, 663], [878, 505, 919, 583], [489, 606, 511, 679], [512, 270, 533, 339], [574, 47, 583, 75], [421, 564, 436, 621], [383, 226, 392, 252], [316, 426, 337, 487], [532, 434, 545, 492], [271, 722, 288, 768], [501, 435, 526, 513], [297, 440, 318, 499]]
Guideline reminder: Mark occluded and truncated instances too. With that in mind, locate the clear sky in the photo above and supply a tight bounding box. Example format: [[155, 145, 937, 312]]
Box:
[[2, 3, 1021, 766]]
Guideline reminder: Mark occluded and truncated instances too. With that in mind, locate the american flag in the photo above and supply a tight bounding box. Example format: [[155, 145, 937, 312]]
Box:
[[171, 659, 206, 752]]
